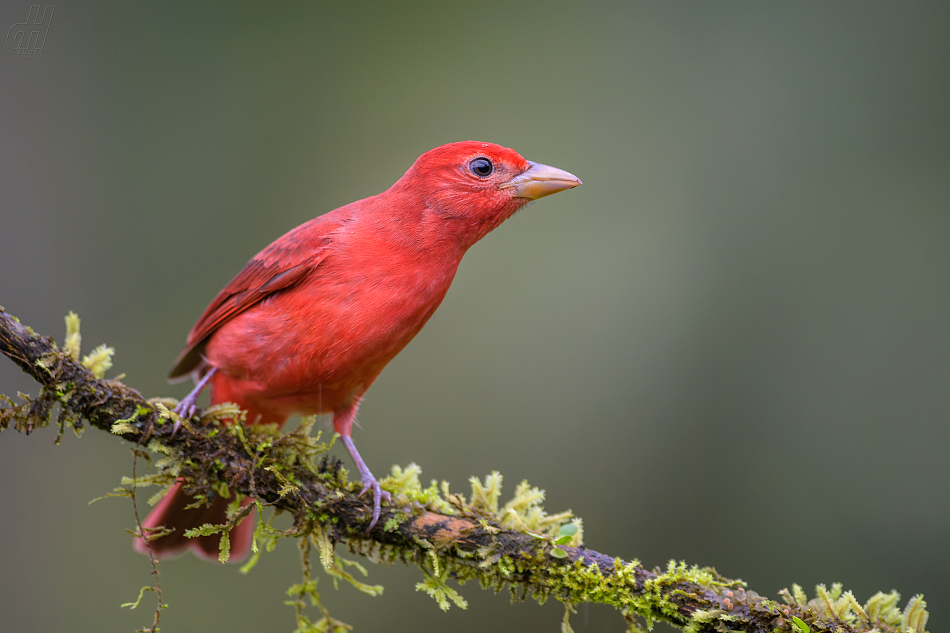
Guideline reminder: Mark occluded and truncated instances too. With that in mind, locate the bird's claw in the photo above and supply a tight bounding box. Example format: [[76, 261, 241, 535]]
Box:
[[358, 475, 392, 531], [169, 399, 198, 439], [174, 400, 198, 420], [169, 367, 216, 439]]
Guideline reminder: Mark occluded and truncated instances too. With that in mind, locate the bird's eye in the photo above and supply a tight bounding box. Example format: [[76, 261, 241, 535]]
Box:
[[469, 157, 494, 178]]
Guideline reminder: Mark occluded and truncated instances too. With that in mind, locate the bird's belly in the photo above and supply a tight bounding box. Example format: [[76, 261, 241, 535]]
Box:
[[204, 263, 454, 413]]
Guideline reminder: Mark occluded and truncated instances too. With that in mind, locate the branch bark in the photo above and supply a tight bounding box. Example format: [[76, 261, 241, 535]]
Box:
[[0, 307, 928, 633]]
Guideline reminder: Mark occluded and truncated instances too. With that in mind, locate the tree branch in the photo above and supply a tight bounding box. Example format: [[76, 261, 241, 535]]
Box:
[[0, 307, 929, 633]]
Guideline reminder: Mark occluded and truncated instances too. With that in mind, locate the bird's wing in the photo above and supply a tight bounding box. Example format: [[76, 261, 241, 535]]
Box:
[[168, 216, 340, 379]]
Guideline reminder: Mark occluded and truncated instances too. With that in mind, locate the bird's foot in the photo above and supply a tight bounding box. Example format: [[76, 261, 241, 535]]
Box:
[[357, 473, 392, 531], [173, 393, 200, 420], [338, 433, 390, 530], [168, 396, 197, 439], [169, 368, 217, 439]]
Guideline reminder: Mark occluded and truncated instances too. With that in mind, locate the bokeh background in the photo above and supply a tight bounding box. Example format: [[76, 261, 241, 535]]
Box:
[[1, 2, 948, 632]]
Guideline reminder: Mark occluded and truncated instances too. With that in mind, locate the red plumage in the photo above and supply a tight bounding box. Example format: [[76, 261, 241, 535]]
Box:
[[135, 141, 580, 560]]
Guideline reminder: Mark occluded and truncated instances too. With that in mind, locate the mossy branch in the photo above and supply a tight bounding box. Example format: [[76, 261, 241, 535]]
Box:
[[0, 307, 930, 633]]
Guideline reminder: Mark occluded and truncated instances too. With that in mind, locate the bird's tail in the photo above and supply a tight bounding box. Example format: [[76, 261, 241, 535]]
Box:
[[134, 372, 287, 561]]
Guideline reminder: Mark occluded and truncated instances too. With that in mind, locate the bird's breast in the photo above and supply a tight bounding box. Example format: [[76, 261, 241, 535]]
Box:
[[205, 244, 461, 412]]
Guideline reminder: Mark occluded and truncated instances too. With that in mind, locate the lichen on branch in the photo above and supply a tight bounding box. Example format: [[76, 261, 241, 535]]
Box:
[[0, 307, 931, 633]]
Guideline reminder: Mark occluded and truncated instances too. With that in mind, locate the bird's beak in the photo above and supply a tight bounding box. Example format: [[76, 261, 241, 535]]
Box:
[[499, 161, 582, 200]]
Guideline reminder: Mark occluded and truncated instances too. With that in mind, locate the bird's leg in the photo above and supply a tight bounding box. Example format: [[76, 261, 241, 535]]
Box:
[[339, 434, 391, 530], [170, 367, 217, 438], [334, 403, 390, 529]]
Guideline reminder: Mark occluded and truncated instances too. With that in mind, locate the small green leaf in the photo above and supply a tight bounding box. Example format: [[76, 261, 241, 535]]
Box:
[[554, 534, 573, 545], [550, 547, 568, 558], [557, 523, 578, 537], [791, 616, 810, 633]]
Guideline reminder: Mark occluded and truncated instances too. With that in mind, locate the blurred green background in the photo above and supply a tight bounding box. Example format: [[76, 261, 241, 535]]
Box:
[[1, 2, 948, 632]]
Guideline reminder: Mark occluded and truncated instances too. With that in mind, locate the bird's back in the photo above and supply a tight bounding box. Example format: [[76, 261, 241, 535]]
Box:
[[188, 195, 463, 415]]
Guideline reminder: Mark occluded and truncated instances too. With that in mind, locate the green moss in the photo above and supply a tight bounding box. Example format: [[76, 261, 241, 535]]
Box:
[[416, 566, 468, 612], [383, 512, 409, 533], [776, 584, 929, 633]]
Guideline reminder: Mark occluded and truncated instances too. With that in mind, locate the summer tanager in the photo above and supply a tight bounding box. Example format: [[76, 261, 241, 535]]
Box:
[[134, 141, 581, 561]]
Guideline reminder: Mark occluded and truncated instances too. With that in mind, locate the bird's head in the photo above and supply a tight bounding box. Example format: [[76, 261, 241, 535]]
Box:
[[393, 141, 582, 248]]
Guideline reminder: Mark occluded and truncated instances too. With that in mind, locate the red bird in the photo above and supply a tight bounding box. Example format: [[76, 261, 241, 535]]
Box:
[[134, 141, 581, 561]]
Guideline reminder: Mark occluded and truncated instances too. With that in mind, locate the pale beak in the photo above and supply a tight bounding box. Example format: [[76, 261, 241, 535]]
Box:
[[499, 161, 582, 200]]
